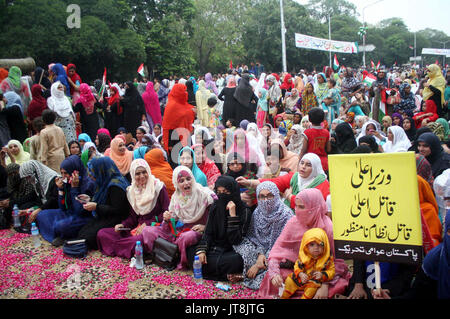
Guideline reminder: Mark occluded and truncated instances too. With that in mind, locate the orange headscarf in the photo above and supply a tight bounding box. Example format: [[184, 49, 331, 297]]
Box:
[[0, 68, 8, 83], [417, 175, 442, 246], [297, 228, 332, 275], [108, 137, 134, 175], [144, 148, 175, 199]]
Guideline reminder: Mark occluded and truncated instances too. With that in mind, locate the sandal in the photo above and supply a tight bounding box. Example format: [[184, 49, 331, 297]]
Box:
[[227, 273, 244, 283]]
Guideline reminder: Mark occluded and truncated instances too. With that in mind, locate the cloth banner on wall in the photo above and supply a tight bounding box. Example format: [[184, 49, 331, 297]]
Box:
[[421, 48, 450, 57], [295, 33, 358, 54]]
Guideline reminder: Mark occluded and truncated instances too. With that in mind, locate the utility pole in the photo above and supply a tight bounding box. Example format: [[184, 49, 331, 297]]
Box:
[[280, 0, 287, 73], [328, 13, 332, 68]]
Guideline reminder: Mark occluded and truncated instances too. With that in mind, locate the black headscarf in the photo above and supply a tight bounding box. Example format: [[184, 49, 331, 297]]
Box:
[[233, 74, 254, 107], [417, 132, 450, 177], [224, 152, 248, 179], [403, 117, 416, 141], [358, 135, 380, 153], [335, 123, 357, 153], [186, 80, 196, 106]]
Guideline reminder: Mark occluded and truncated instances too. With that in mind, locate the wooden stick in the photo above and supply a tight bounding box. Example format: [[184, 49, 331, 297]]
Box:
[[38, 69, 44, 85]]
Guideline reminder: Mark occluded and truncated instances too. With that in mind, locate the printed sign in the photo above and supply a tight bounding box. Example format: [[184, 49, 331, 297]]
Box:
[[295, 33, 358, 54], [328, 152, 423, 265]]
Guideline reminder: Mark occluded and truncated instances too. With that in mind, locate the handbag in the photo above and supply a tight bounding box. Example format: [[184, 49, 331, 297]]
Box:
[[387, 89, 401, 105], [152, 237, 179, 271], [63, 239, 88, 258]]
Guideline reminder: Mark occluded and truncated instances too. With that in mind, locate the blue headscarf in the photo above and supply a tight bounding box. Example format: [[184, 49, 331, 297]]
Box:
[[87, 157, 129, 205], [178, 146, 207, 187], [423, 210, 450, 299], [60, 155, 95, 196], [133, 146, 149, 159], [189, 76, 199, 95], [4, 91, 24, 114], [51, 63, 71, 97], [78, 133, 92, 143]]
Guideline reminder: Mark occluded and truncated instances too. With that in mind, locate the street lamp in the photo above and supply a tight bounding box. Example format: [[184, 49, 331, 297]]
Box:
[[362, 0, 384, 68]]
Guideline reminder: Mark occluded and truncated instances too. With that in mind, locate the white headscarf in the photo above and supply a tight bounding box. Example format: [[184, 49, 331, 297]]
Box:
[[382, 126, 411, 153], [169, 166, 214, 224], [356, 120, 384, 145], [287, 124, 305, 154], [126, 159, 164, 215], [255, 72, 266, 97], [19, 160, 59, 202], [47, 81, 73, 118], [298, 153, 326, 191]]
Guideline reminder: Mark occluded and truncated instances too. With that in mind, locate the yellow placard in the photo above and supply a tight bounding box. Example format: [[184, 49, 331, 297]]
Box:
[[328, 152, 423, 264]]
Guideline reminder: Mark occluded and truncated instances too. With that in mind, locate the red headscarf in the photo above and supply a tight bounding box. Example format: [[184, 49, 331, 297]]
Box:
[[107, 86, 123, 115], [161, 83, 195, 151], [77, 83, 96, 115], [280, 73, 294, 90], [0, 68, 8, 83], [27, 84, 47, 120], [66, 64, 82, 95]]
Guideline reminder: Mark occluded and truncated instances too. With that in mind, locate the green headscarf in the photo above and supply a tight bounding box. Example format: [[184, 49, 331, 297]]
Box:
[[436, 118, 449, 139], [8, 66, 22, 89], [81, 149, 90, 168]]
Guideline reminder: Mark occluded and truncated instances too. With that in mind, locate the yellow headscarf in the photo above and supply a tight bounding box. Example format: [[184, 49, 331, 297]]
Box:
[[298, 228, 331, 272], [423, 64, 446, 105]]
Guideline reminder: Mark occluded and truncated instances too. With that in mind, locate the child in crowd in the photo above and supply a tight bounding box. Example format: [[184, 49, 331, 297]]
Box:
[[281, 228, 335, 299]]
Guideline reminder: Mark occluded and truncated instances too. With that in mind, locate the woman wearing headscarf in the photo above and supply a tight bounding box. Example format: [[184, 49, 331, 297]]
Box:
[[402, 117, 416, 141], [144, 148, 175, 199], [74, 157, 130, 250], [413, 99, 439, 129], [142, 81, 161, 132], [178, 146, 208, 187], [18, 160, 60, 224], [286, 124, 305, 155], [314, 73, 328, 105], [47, 81, 77, 144], [186, 79, 197, 107], [266, 74, 282, 124], [121, 82, 146, 138], [143, 165, 215, 269], [382, 126, 411, 153], [422, 212, 450, 299], [416, 154, 434, 187], [73, 83, 102, 141], [204, 73, 219, 95], [435, 118, 449, 141], [0, 66, 32, 113], [280, 73, 295, 96], [5, 140, 30, 165], [356, 120, 386, 146], [269, 139, 299, 173], [196, 80, 212, 127], [27, 84, 48, 121], [395, 83, 417, 114], [228, 129, 265, 177], [218, 76, 239, 126], [322, 79, 341, 124], [417, 132, 450, 178], [238, 153, 330, 210], [299, 83, 319, 116], [66, 64, 82, 99], [97, 158, 169, 259], [2, 91, 27, 143], [6, 163, 40, 213], [102, 84, 122, 137], [257, 188, 351, 299], [157, 79, 171, 115], [192, 143, 221, 189], [332, 122, 357, 154], [233, 181, 293, 288], [193, 175, 252, 280], [417, 175, 442, 247], [256, 88, 269, 128], [161, 83, 196, 155], [283, 88, 300, 114], [50, 63, 71, 97], [36, 155, 96, 245], [107, 137, 134, 182], [422, 64, 446, 118], [427, 121, 446, 142]]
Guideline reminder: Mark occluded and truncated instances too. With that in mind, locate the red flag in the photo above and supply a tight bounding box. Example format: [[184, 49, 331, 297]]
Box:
[[376, 61, 381, 70], [229, 60, 233, 70], [371, 60, 375, 69], [435, 60, 439, 65]]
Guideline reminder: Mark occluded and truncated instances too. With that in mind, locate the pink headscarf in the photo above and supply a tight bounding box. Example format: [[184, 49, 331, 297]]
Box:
[[97, 128, 111, 138], [77, 83, 96, 114], [257, 188, 350, 299], [142, 82, 162, 125], [229, 129, 261, 166]]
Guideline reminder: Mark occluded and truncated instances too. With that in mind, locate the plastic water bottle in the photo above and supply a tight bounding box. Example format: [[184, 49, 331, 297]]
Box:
[[193, 255, 203, 284], [12, 204, 20, 228], [31, 223, 41, 248], [134, 241, 144, 270]]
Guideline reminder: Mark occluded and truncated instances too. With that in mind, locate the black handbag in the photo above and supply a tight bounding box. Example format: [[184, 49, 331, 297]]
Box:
[[63, 239, 88, 258], [153, 237, 179, 271]]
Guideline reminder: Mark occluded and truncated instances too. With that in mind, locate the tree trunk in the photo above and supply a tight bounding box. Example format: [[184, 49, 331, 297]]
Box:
[[0, 57, 36, 74]]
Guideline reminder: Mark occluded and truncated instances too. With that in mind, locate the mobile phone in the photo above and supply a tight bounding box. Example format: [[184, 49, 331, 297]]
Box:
[[76, 194, 91, 204], [117, 227, 131, 231]]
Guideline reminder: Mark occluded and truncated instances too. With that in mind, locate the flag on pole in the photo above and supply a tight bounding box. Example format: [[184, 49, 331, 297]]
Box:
[[137, 63, 145, 77], [409, 45, 414, 50], [376, 61, 381, 70], [98, 68, 107, 98], [362, 71, 377, 87], [371, 60, 375, 69], [333, 54, 340, 71], [229, 60, 233, 70]]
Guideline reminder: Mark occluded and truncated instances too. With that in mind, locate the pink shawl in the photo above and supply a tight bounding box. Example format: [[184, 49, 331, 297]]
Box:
[[142, 82, 162, 125], [78, 83, 96, 115], [228, 129, 261, 166], [257, 188, 350, 299]]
